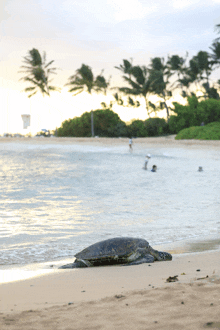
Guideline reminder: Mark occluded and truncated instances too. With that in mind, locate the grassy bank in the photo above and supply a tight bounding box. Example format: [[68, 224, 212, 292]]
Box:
[[175, 122, 220, 140]]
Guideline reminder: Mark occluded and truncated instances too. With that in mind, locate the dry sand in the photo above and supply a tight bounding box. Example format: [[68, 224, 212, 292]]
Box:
[[1, 135, 220, 149], [0, 251, 220, 329], [1, 136, 220, 329]]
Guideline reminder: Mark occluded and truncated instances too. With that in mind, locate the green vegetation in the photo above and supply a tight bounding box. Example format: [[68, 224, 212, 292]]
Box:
[[169, 97, 220, 134], [57, 99, 220, 139], [127, 118, 168, 137], [175, 122, 220, 140], [57, 109, 127, 137], [57, 109, 169, 138]]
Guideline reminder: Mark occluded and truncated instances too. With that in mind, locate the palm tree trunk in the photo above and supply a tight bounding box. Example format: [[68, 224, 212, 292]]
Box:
[[162, 92, 170, 121], [41, 72, 50, 96], [144, 97, 151, 118], [91, 110, 94, 137], [164, 102, 170, 121]]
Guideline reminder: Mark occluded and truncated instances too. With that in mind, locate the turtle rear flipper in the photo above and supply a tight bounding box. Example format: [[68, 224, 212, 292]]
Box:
[[59, 259, 91, 269], [59, 263, 77, 269]]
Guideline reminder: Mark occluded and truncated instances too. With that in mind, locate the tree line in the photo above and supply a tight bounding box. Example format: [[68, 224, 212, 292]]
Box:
[[19, 24, 220, 137], [56, 96, 220, 138], [56, 109, 169, 138]]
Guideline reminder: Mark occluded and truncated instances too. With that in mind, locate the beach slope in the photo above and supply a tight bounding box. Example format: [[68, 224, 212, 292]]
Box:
[[0, 250, 220, 329]]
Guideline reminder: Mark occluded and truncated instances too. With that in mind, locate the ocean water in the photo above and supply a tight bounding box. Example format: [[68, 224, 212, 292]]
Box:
[[0, 139, 220, 279]]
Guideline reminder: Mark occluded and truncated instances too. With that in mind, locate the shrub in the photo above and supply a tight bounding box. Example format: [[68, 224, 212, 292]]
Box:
[[57, 112, 91, 137], [57, 109, 127, 137], [168, 115, 186, 134], [170, 97, 220, 134], [175, 121, 220, 140], [127, 120, 148, 137], [144, 118, 169, 136], [93, 109, 127, 137]]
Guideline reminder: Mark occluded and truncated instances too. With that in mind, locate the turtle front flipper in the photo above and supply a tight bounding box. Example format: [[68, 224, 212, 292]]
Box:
[[123, 254, 154, 266]]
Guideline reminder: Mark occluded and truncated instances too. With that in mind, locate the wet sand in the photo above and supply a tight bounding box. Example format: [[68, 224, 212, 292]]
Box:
[[0, 250, 220, 329]]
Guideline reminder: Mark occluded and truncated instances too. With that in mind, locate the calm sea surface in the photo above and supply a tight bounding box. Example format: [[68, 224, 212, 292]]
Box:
[[0, 139, 220, 281]]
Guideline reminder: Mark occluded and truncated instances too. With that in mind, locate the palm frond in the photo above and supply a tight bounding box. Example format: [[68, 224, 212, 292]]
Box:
[[122, 76, 142, 91], [118, 87, 139, 95], [27, 91, 37, 98], [149, 101, 156, 110], [48, 86, 61, 92], [44, 60, 54, 68], [24, 87, 36, 92], [68, 86, 84, 94], [29, 48, 42, 66]]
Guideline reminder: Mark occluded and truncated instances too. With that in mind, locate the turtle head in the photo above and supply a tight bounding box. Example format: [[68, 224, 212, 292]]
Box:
[[157, 251, 172, 261], [149, 247, 172, 261]]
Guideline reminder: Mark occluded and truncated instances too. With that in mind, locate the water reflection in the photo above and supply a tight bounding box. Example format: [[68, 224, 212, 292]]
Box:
[[0, 142, 220, 268]]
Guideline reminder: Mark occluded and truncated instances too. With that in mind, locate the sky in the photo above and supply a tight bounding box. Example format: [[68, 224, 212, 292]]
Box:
[[1, 0, 220, 134]]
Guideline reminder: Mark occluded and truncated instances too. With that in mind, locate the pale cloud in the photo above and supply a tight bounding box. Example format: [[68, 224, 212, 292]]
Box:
[[107, 0, 158, 21], [60, 0, 115, 23], [171, 0, 220, 9], [61, 0, 157, 23], [171, 0, 203, 9]]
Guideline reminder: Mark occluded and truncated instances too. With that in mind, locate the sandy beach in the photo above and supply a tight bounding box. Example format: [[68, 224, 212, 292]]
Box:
[[0, 251, 220, 329], [1, 136, 220, 329]]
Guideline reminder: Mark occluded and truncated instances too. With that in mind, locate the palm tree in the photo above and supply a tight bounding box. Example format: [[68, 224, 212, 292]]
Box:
[[214, 24, 220, 41], [210, 41, 220, 67], [114, 59, 133, 79], [19, 48, 59, 134], [148, 57, 172, 120], [167, 54, 187, 75], [19, 48, 59, 98], [166, 54, 189, 97], [66, 64, 110, 137], [115, 60, 156, 117], [185, 51, 214, 98]]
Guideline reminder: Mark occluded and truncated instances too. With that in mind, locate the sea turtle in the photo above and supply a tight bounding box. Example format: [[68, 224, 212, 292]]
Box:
[[59, 237, 172, 269]]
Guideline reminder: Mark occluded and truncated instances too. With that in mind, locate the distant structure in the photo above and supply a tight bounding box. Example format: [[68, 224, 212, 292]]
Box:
[[21, 114, 31, 129]]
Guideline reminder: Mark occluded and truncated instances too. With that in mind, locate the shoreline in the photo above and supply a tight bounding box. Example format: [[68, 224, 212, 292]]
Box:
[[1, 234, 220, 285], [0, 135, 220, 148], [0, 250, 220, 329]]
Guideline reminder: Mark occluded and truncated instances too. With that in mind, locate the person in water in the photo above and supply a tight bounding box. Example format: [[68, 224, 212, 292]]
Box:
[[151, 165, 157, 172], [144, 154, 151, 170], [129, 138, 133, 151]]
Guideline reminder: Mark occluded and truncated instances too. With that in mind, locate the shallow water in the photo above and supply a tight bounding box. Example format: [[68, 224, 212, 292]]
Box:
[[0, 140, 220, 273]]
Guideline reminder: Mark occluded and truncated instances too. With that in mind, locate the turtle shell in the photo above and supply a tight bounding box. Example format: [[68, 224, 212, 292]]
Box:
[[75, 237, 150, 266]]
